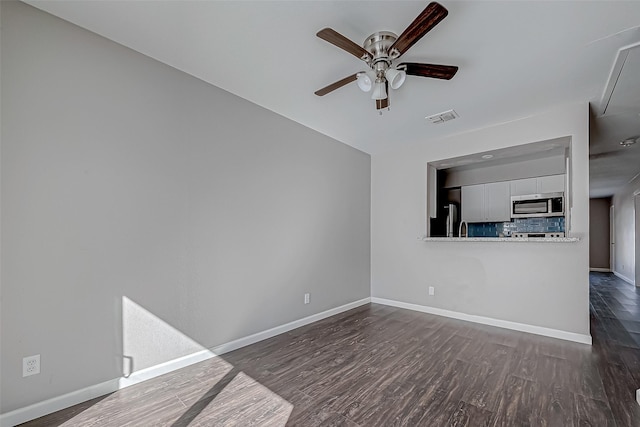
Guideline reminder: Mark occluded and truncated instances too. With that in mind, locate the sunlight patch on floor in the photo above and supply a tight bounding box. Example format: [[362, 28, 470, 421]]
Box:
[[186, 371, 293, 425]]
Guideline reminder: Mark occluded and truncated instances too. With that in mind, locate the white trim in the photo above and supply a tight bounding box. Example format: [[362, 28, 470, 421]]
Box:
[[613, 270, 636, 286], [589, 268, 611, 272], [0, 297, 370, 427], [370, 297, 592, 345]]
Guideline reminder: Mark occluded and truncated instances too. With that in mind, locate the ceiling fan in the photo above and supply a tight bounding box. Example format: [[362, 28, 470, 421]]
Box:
[[314, 1, 458, 111]]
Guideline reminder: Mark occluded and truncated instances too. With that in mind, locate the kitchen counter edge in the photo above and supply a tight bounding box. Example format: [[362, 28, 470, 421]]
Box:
[[422, 237, 580, 243]]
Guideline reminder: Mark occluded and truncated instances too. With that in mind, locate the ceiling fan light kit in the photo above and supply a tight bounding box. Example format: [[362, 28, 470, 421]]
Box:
[[356, 72, 374, 92], [371, 79, 387, 100], [385, 68, 407, 90], [314, 1, 458, 111]]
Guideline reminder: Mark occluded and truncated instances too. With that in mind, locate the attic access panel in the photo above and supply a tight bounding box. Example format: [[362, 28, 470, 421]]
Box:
[[598, 43, 640, 116]]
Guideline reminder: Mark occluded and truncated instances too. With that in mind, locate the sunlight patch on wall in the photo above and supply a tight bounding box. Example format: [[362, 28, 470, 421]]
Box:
[[122, 296, 209, 375]]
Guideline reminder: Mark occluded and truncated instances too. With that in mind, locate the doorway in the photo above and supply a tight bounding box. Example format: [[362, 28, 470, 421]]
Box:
[[589, 198, 612, 271]]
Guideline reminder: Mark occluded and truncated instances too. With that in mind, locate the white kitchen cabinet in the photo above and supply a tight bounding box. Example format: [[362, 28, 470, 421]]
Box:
[[537, 174, 565, 193], [485, 181, 511, 222], [462, 181, 510, 222], [510, 175, 564, 196], [509, 178, 537, 196], [461, 184, 485, 222]]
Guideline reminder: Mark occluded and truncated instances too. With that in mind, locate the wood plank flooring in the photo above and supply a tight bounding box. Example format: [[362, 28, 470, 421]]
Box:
[[18, 272, 640, 426], [589, 272, 640, 426]]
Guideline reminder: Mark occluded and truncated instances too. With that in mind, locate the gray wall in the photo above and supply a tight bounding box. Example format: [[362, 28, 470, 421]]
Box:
[[1, 1, 371, 413], [589, 198, 611, 270], [372, 103, 590, 336]]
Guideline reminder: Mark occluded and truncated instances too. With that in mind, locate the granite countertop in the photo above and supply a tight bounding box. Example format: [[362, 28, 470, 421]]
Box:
[[423, 237, 580, 243]]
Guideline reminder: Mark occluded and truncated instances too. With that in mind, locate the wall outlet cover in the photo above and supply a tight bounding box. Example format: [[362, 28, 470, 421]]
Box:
[[428, 286, 435, 296], [23, 354, 40, 377]]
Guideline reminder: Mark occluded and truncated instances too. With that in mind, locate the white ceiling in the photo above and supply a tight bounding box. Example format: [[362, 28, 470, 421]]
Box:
[[25, 0, 640, 197]]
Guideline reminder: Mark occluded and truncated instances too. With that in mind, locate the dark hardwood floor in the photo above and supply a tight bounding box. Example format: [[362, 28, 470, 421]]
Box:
[[19, 272, 640, 426], [589, 272, 640, 426]]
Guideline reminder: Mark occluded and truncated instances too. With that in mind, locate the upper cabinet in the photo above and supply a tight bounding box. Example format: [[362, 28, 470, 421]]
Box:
[[461, 184, 484, 222], [509, 178, 537, 196], [462, 181, 510, 223], [510, 174, 564, 196], [485, 181, 512, 222], [536, 174, 565, 193]]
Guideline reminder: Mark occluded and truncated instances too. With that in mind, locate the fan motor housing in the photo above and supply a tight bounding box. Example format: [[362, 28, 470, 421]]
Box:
[[363, 31, 397, 73]]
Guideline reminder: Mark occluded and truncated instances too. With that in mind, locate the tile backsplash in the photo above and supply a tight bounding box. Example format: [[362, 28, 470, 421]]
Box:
[[468, 217, 564, 238]]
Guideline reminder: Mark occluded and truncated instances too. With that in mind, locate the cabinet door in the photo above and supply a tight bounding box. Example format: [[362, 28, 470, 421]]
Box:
[[537, 174, 565, 193], [485, 181, 511, 222], [509, 178, 537, 196], [462, 184, 485, 222]]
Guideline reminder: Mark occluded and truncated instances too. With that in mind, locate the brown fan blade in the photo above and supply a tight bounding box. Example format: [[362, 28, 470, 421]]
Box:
[[399, 62, 458, 80], [317, 28, 372, 62], [389, 2, 448, 58], [315, 73, 358, 96]]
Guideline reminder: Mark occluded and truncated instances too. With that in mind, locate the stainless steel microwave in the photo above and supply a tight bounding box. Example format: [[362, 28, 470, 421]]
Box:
[[511, 192, 564, 218]]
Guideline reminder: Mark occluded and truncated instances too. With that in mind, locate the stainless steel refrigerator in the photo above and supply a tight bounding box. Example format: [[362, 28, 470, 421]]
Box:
[[445, 203, 458, 237]]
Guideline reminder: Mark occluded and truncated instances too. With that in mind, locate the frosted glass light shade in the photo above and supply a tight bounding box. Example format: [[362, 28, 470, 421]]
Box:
[[371, 80, 387, 100], [356, 72, 373, 92], [385, 68, 406, 90]]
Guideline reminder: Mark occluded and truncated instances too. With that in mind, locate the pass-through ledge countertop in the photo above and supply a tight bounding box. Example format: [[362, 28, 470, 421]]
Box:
[[423, 237, 580, 243]]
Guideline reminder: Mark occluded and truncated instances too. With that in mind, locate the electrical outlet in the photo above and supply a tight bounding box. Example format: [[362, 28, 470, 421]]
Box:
[[428, 286, 435, 296], [304, 293, 310, 304], [23, 354, 40, 377]]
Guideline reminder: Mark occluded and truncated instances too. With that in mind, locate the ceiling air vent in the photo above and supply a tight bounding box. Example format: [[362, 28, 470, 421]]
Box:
[[425, 109, 459, 124]]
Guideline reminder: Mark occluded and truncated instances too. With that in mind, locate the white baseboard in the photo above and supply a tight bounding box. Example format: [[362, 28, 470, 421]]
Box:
[[0, 297, 370, 427], [613, 270, 636, 286], [589, 267, 611, 272], [370, 297, 592, 345]]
